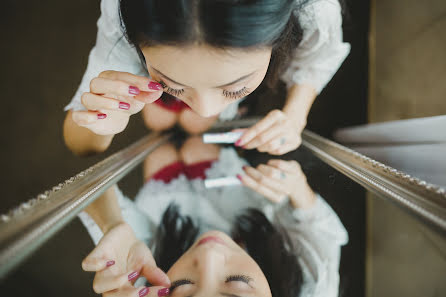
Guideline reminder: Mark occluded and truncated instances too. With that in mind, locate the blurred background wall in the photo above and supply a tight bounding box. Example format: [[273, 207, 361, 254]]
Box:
[[367, 0, 446, 296]]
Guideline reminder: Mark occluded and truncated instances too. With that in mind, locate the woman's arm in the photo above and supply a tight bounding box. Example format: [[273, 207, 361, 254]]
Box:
[[63, 110, 114, 156], [83, 185, 125, 234], [282, 83, 317, 132], [239, 159, 347, 297]]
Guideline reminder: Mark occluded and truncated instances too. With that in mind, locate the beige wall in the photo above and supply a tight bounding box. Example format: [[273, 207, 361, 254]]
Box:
[[367, 1, 446, 296]]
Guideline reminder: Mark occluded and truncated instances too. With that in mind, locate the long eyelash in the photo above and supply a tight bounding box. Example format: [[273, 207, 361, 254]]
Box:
[[222, 87, 250, 100], [170, 279, 194, 292], [225, 275, 253, 283], [158, 80, 185, 97]]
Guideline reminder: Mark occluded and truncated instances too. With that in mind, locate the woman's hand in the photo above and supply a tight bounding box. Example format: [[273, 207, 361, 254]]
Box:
[[234, 109, 305, 155], [72, 71, 164, 136], [238, 159, 316, 209], [82, 222, 170, 297]]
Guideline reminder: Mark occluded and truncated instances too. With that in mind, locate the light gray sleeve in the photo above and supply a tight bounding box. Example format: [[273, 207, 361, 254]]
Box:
[[280, 0, 350, 93], [65, 0, 145, 111], [78, 186, 155, 246], [271, 195, 348, 297]]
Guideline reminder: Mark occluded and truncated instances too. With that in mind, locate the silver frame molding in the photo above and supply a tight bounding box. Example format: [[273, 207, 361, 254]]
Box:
[[0, 118, 445, 278], [0, 132, 172, 278], [302, 130, 446, 234]]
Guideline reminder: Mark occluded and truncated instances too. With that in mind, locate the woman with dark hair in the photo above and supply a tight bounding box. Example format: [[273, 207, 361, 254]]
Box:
[[63, 0, 349, 156], [80, 139, 348, 297]]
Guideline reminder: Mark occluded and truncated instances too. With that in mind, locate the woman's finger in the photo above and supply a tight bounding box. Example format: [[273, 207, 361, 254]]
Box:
[[97, 71, 164, 104], [236, 110, 284, 146], [98, 71, 162, 92], [81, 92, 131, 112], [271, 144, 298, 155], [256, 164, 284, 181], [106, 286, 169, 297], [90, 77, 143, 98], [126, 243, 171, 287], [256, 133, 287, 153], [92, 270, 134, 294], [103, 286, 144, 297], [141, 266, 171, 288], [268, 159, 302, 174], [82, 257, 115, 272], [133, 90, 164, 104], [103, 285, 169, 297], [245, 165, 288, 195], [239, 173, 286, 204], [72, 110, 106, 126], [243, 123, 283, 150]]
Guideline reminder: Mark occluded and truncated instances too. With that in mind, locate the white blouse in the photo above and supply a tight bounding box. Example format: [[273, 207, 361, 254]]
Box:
[[65, 0, 350, 118]]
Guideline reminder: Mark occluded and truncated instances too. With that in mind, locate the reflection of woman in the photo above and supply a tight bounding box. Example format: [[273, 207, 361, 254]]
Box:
[[80, 139, 348, 297], [63, 0, 349, 156]]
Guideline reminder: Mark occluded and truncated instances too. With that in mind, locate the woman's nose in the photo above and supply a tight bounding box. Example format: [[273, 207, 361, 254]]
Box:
[[189, 95, 227, 118], [195, 248, 226, 281]]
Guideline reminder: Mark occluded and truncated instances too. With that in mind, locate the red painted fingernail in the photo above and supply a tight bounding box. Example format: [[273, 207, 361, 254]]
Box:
[[139, 287, 149, 297], [97, 113, 107, 119], [106, 260, 115, 267], [128, 271, 139, 281], [236, 174, 243, 181], [158, 288, 170, 297], [235, 139, 242, 147], [148, 81, 163, 90], [129, 86, 140, 95], [119, 102, 130, 110], [242, 166, 247, 170]]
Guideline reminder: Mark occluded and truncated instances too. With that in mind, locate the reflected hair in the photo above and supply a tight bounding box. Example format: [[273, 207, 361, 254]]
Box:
[[153, 204, 303, 297], [119, 0, 310, 88]]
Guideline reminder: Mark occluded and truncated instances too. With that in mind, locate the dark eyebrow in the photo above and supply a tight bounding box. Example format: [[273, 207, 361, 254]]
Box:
[[151, 67, 256, 89]]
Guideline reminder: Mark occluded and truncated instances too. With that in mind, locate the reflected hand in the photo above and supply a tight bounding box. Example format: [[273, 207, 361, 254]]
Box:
[[82, 223, 170, 297], [234, 109, 304, 155], [72, 71, 164, 136], [239, 159, 316, 209]]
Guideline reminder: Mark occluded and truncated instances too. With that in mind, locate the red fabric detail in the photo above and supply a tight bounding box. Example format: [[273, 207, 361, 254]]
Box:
[[183, 160, 217, 180], [153, 93, 190, 113], [148, 161, 185, 183]]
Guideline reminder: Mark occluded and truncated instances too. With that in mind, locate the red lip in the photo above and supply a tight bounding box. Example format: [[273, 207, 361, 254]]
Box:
[[197, 236, 226, 246]]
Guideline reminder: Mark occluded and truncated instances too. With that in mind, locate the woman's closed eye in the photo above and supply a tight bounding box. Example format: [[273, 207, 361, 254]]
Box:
[[158, 79, 250, 100], [170, 279, 194, 292], [159, 80, 185, 97], [225, 275, 252, 285], [222, 87, 250, 100], [170, 275, 253, 293]]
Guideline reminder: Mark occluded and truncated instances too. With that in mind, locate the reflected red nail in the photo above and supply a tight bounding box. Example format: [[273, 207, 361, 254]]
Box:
[[129, 86, 140, 95], [235, 139, 242, 147], [139, 287, 149, 297], [119, 102, 130, 110], [236, 174, 243, 181], [97, 113, 107, 119], [106, 260, 115, 267], [148, 82, 163, 90], [158, 288, 170, 297], [128, 271, 139, 281]]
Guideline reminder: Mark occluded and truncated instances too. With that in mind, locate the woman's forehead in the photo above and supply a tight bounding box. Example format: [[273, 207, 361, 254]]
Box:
[[142, 45, 271, 88]]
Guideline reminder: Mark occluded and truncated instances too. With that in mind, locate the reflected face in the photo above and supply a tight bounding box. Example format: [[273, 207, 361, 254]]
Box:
[[142, 45, 272, 118], [166, 230, 272, 297]]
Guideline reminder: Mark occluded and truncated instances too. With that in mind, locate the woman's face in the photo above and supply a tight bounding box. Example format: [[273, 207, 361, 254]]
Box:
[[142, 45, 272, 118], [166, 230, 272, 297]]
